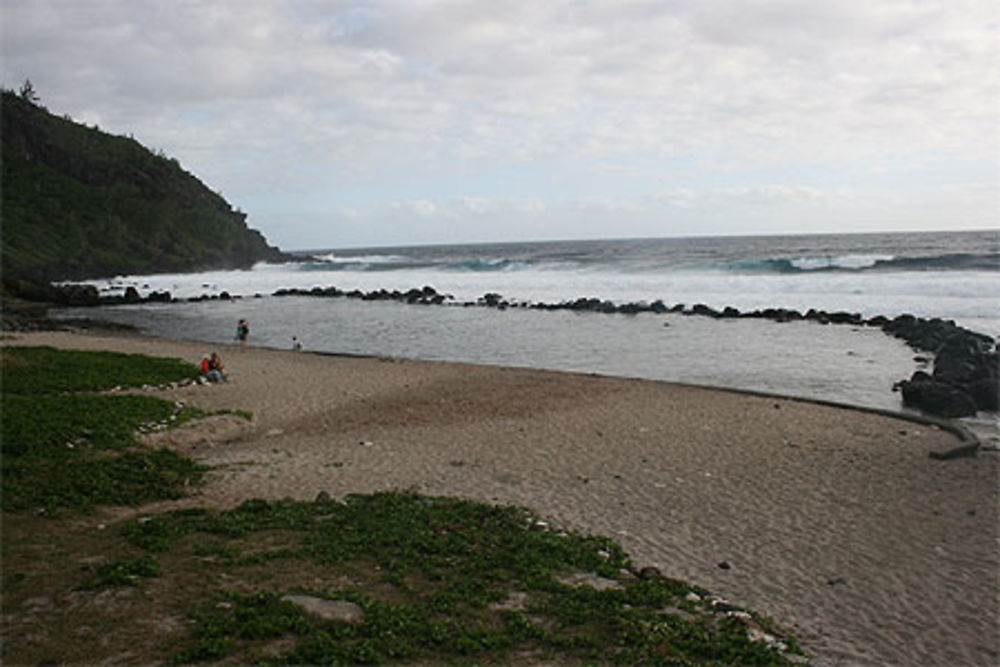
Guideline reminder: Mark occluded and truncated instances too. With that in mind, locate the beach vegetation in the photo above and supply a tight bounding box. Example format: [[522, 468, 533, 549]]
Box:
[[2, 489, 802, 664], [108, 492, 799, 665], [1, 345, 199, 394], [0, 346, 206, 512], [75, 554, 161, 590]]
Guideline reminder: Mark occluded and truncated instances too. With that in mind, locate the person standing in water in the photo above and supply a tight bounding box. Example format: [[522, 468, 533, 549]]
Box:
[[235, 319, 249, 347]]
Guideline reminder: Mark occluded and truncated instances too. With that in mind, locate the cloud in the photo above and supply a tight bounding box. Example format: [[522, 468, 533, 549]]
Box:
[[392, 199, 438, 217], [1, 0, 996, 247]]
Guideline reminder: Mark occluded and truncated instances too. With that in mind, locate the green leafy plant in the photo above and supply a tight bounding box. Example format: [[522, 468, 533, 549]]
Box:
[[76, 555, 160, 590], [112, 493, 801, 665], [1, 346, 199, 394], [0, 346, 206, 512]]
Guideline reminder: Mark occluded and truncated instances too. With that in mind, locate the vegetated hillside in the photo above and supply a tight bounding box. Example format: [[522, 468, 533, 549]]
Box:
[[1, 89, 291, 284]]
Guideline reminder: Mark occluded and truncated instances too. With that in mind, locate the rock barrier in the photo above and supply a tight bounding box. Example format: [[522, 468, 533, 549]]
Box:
[[268, 284, 997, 419], [43, 281, 997, 420]]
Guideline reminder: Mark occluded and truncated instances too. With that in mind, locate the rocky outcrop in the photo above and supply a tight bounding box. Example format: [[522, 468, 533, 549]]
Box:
[[273, 285, 450, 306], [891, 319, 998, 417]]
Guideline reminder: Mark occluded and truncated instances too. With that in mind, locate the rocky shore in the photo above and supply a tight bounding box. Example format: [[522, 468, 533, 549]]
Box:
[[12, 281, 999, 420]]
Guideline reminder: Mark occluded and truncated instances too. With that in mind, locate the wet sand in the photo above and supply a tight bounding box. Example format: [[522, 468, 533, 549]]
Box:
[[5, 330, 998, 666]]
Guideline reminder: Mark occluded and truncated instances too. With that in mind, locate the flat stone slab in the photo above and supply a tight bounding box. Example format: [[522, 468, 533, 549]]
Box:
[[556, 572, 623, 591], [489, 590, 530, 612], [281, 595, 364, 624], [139, 414, 254, 450]]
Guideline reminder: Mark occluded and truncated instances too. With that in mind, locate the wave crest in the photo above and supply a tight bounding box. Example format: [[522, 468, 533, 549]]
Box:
[[738, 252, 998, 274]]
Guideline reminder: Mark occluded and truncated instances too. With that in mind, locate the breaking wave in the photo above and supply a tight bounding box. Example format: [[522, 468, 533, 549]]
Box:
[[736, 252, 998, 274]]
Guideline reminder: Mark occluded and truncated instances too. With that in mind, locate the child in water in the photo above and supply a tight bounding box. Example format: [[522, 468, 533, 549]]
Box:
[[235, 319, 249, 346]]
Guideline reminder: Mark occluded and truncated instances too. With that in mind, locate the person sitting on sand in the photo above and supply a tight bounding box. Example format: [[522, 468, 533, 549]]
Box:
[[209, 352, 227, 381], [292, 336, 302, 351], [200, 353, 227, 383]]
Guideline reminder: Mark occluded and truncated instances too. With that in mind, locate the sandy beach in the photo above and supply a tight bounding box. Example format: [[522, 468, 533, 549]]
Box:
[[4, 330, 997, 666]]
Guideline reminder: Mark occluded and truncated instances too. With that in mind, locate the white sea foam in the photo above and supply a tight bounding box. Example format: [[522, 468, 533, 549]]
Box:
[[74, 259, 1000, 335], [309, 253, 409, 264], [788, 254, 894, 271]]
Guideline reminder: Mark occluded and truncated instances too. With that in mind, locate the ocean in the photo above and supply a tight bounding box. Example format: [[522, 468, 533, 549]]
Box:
[[57, 229, 998, 420]]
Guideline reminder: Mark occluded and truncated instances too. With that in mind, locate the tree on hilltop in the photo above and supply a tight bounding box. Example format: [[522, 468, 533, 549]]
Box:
[[18, 79, 39, 105]]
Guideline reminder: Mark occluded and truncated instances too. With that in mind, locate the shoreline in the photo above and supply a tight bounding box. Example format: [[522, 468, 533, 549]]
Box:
[[266, 343, 986, 457], [18, 303, 989, 445], [34, 283, 1000, 424], [3, 329, 998, 665]]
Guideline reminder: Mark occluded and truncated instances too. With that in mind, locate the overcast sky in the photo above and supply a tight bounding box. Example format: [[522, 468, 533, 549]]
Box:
[[2, 1, 997, 250]]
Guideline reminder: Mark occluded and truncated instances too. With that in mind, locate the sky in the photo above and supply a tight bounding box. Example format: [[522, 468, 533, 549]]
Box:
[[2, 0, 997, 251]]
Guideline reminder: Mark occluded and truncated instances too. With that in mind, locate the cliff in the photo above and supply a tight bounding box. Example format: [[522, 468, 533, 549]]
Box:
[[1, 89, 292, 284]]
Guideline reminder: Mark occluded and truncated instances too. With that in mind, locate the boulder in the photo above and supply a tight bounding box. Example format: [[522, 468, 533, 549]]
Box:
[[54, 283, 101, 306], [481, 293, 504, 307], [827, 311, 862, 325], [969, 377, 999, 412], [146, 290, 172, 303], [900, 377, 978, 418], [618, 302, 650, 315], [805, 309, 830, 324], [689, 303, 721, 318], [568, 297, 602, 311]]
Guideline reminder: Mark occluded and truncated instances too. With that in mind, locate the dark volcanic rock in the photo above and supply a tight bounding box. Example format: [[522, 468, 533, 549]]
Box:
[[969, 377, 999, 412], [688, 303, 721, 318], [481, 293, 504, 307], [827, 311, 862, 325], [618, 302, 650, 315], [880, 313, 997, 418], [767, 308, 803, 322], [146, 290, 173, 303], [899, 375, 978, 418], [805, 309, 830, 324]]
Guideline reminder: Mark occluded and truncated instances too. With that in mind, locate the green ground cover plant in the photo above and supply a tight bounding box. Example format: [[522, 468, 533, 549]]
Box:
[[0, 346, 205, 512], [76, 554, 161, 590], [1, 345, 199, 394], [116, 493, 799, 665]]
